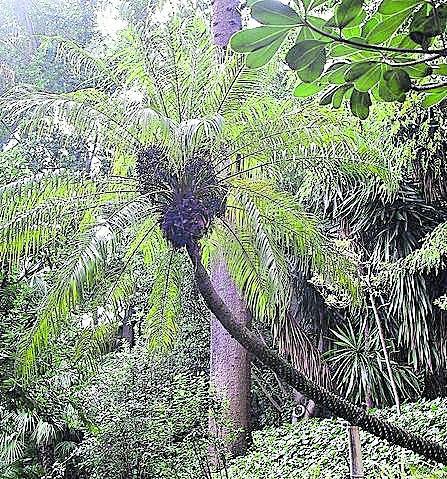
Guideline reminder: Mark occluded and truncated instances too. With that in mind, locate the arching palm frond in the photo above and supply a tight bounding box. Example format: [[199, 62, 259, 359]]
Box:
[[1, 15, 361, 380], [144, 249, 184, 351], [16, 199, 153, 377], [397, 221, 447, 275], [0, 172, 94, 270], [44, 35, 120, 90], [208, 179, 358, 387], [0, 170, 138, 272], [74, 322, 119, 373]]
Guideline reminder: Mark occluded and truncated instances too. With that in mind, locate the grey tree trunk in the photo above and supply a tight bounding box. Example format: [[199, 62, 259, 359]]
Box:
[[347, 425, 364, 479], [210, 254, 251, 456], [211, 0, 242, 48], [13, 0, 38, 51], [210, 0, 250, 458]]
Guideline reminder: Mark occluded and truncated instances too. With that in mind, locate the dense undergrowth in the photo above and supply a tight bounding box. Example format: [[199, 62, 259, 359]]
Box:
[[229, 400, 447, 479]]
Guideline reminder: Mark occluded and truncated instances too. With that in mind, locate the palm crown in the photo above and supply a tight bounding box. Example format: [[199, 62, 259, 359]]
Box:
[[0, 16, 358, 379]]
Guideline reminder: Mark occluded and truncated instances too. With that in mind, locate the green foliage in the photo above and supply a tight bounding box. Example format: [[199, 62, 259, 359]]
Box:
[[228, 399, 447, 479], [0, 15, 360, 379], [76, 348, 212, 479], [325, 319, 421, 405], [231, 0, 447, 118], [0, 0, 98, 95]]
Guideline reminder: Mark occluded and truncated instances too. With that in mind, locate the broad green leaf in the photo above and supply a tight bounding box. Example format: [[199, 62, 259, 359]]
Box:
[[422, 88, 447, 108], [344, 61, 376, 82], [389, 34, 418, 49], [410, 6, 447, 45], [377, 69, 406, 102], [246, 31, 288, 68], [350, 89, 371, 119], [294, 81, 325, 97], [251, 0, 302, 26], [297, 49, 327, 82], [326, 9, 366, 30], [297, 16, 333, 42], [344, 61, 382, 91], [378, 0, 423, 15], [354, 64, 381, 92], [383, 68, 411, 94], [371, 83, 381, 101], [333, 84, 353, 108], [285, 40, 326, 70], [330, 37, 369, 57], [320, 86, 338, 105], [362, 13, 382, 37], [334, 0, 363, 29], [303, 0, 328, 12], [403, 63, 433, 78], [323, 62, 350, 84], [343, 16, 366, 39], [230, 26, 292, 53], [319, 84, 352, 107], [366, 9, 413, 44]]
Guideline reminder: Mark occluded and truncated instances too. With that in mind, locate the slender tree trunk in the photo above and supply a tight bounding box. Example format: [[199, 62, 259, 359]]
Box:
[[119, 305, 135, 347], [210, 0, 250, 458], [186, 242, 447, 464], [347, 425, 364, 479], [370, 294, 401, 415]]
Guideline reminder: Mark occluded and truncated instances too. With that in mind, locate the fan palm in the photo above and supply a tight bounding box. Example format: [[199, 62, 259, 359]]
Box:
[[0, 15, 446, 462]]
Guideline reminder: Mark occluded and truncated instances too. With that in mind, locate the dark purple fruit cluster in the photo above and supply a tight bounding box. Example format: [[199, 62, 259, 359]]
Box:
[[136, 145, 228, 248], [136, 146, 176, 193], [161, 192, 209, 248]]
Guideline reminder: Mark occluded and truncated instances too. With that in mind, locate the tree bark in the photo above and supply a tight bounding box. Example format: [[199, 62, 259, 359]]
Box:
[[13, 0, 39, 51], [209, 254, 251, 456], [347, 425, 364, 479], [210, 0, 250, 458], [211, 0, 242, 48], [186, 242, 447, 464]]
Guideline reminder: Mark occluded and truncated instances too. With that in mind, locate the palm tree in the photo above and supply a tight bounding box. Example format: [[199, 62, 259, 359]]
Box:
[[1, 16, 446, 463]]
